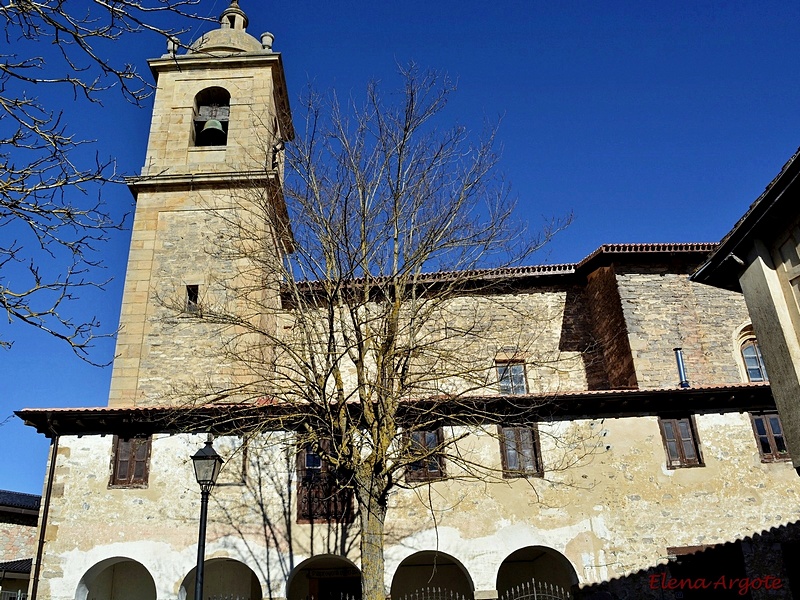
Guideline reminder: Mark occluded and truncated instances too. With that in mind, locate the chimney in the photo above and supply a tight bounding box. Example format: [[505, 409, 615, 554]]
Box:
[[674, 348, 690, 388]]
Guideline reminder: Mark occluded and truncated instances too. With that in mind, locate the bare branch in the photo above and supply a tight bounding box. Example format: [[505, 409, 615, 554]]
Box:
[[0, 0, 210, 359], [154, 66, 578, 600]]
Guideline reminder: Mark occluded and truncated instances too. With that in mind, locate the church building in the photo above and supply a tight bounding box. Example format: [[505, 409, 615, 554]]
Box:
[[17, 4, 800, 600]]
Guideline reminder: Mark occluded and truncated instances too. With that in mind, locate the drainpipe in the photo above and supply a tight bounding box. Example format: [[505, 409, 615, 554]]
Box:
[[674, 348, 690, 388], [30, 427, 59, 600]]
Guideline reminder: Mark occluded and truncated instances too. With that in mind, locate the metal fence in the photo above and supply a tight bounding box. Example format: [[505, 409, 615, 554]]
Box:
[[391, 589, 469, 600], [313, 581, 571, 600], [500, 580, 572, 600], [0, 591, 28, 600]]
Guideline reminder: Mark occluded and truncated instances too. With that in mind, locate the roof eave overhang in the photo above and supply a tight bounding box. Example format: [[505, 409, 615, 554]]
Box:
[[692, 146, 800, 291], [15, 383, 774, 438], [575, 243, 719, 278]]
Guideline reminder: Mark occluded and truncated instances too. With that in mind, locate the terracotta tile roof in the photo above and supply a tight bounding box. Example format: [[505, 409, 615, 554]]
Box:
[[288, 242, 718, 291], [580, 518, 800, 594], [0, 558, 33, 574], [16, 382, 773, 437], [576, 242, 717, 268], [0, 490, 41, 511], [716, 146, 800, 252]]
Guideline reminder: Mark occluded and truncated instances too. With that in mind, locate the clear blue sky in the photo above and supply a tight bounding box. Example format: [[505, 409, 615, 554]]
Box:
[[3, 1, 800, 495]]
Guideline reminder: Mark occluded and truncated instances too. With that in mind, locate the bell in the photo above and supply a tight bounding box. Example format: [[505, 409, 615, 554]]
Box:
[[198, 119, 226, 146]]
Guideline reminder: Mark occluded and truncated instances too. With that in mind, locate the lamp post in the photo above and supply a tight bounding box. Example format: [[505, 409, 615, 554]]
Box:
[[192, 438, 223, 600]]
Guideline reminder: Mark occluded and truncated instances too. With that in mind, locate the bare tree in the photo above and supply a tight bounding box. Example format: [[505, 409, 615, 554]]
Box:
[[0, 0, 208, 360], [170, 66, 581, 600]]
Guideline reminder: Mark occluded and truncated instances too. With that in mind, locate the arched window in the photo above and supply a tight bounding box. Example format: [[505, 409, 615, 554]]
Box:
[[193, 87, 231, 147], [741, 339, 768, 382]]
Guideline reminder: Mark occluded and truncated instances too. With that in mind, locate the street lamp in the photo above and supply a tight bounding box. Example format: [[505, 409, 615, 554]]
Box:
[[192, 438, 223, 600]]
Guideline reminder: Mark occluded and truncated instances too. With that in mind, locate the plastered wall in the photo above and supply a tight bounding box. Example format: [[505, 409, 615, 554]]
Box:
[[35, 414, 800, 600]]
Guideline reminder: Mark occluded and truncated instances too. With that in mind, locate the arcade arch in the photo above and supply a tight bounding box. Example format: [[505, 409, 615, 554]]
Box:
[[76, 557, 156, 600], [496, 546, 578, 595], [180, 558, 262, 600], [390, 551, 473, 599], [286, 555, 361, 600]]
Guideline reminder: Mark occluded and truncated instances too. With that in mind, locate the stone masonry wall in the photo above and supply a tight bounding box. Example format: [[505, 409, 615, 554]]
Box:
[[616, 263, 751, 389], [109, 186, 282, 406], [558, 285, 609, 390], [108, 50, 286, 407], [142, 60, 282, 177], [585, 266, 637, 389], [0, 516, 36, 561]]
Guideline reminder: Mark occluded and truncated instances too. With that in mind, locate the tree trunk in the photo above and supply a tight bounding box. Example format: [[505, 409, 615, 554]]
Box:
[[359, 490, 388, 600]]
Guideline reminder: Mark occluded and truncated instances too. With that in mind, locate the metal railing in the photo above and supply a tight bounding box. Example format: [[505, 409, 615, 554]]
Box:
[[392, 589, 469, 600], [500, 580, 572, 600]]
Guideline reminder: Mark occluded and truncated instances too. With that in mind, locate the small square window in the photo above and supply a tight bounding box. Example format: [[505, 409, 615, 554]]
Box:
[[406, 429, 446, 481], [304, 445, 323, 472], [751, 413, 790, 462], [109, 436, 152, 488], [658, 417, 703, 468], [496, 362, 527, 395], [499, 426, 543, 477]]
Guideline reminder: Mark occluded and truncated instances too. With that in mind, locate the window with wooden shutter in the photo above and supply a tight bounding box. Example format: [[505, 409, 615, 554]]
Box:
[[296, 442, 354, 524], [751, 413, 790, 462], [658, 417, 703, 468], [406, 429, 446, 482], [109, 436, 152, 488], [499, 426, 543, 477]]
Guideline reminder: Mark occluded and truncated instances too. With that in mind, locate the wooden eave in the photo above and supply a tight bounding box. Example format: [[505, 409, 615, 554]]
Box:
[[16, 383, 774, 439], [692, 146, 800, 292]]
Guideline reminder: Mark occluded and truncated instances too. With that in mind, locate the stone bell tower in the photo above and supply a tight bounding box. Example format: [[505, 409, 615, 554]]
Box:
[[108, 1, 294, 407]]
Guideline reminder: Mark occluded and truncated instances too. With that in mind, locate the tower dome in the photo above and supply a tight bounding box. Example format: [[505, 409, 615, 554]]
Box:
[[188, 1, 263, 54]]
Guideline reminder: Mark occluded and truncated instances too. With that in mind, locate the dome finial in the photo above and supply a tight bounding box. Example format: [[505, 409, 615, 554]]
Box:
[[220, 0, 248, 31]]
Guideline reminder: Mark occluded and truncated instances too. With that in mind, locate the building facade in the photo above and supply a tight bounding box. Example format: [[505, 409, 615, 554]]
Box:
[[0, 490, 40, 600], [17, 5, 800, 600], [693, 147, 800, 476]]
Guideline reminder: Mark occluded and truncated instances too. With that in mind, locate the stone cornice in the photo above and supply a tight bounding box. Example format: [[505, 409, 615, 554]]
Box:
[[126, 169, 279, 194], [148, 50, 284, 76]]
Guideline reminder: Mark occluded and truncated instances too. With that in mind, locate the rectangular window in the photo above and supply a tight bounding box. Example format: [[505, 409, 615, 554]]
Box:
[[186, 284, 200, 313], [406, 429, 446, 481], [109, 436, 152, 488], [751, 413, 790, 462], [658, 417, 703, 468], [496, 361, 527, 395], [296, 442, 353, 524], [499, 426, 543, 477]]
